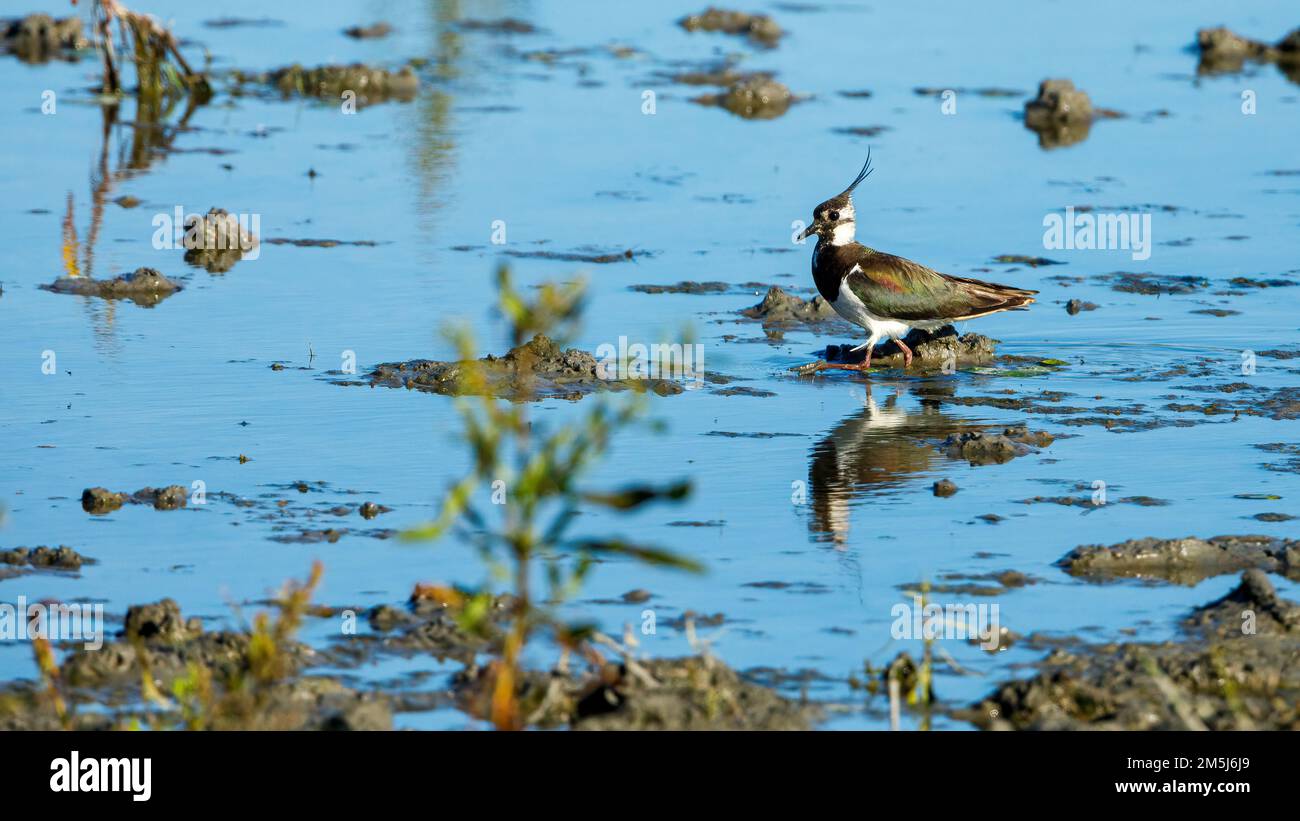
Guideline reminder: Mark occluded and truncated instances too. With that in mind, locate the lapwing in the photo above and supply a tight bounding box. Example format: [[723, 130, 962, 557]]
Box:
[[797, 152, 1037, 372]]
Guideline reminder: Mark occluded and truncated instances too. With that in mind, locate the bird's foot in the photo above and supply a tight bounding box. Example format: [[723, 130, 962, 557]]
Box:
[[792, 358, 873, 376]]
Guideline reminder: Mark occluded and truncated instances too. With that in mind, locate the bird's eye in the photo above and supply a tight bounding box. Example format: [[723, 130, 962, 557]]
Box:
[[828, 210, 840, 221]]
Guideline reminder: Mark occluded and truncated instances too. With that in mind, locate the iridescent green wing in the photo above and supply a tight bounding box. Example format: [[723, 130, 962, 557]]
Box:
[[843, 251, 980, 321]]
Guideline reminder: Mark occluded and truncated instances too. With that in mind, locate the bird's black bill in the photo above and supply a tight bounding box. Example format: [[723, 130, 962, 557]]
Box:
[[799, 224, 818, 240]]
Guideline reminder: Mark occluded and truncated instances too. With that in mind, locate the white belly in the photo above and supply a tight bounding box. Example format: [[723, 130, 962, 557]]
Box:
[[830, 271, 947, 343]]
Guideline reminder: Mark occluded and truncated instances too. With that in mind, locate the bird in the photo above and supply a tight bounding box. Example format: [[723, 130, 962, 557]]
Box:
[[797, 151, 1037, 372]]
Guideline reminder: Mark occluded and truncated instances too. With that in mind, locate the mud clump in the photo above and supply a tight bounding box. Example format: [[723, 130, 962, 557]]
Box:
[[0, 545, 89, 577], [1059, 534, 1300, 585], [1025, 78, 1092, 124], [1065, 298, 1097, 314], [235, 63, 419, 106], [1197, 26, 1300, 79], [1, 13, 87, 63], [992, 254, 1064, 267], [503, 247, 639, 264], [456, 19, 537, 35], [631, 281, 730, 294], [933, 479, 958, 497], [1187, 569, 1300, 638], [678, 8, 784, 48], [365, 334, 686, 402], [41, 267, 181, 307], [342, 22, 393, 39], [742, 285, 840, 325], [125, 598, 203, 643], [326, 594, 502, 670], [940, 426, 1053, 465], [965, 571, 1300, 730], [81, 485, 188, 514], [183, 208, 259, 273], [1023, 79, 1105, 148], [81, 487, 127, 514], [1103, 272, 1208, 295], [830, 326, 999, 370], [695, 74, 794, 119]]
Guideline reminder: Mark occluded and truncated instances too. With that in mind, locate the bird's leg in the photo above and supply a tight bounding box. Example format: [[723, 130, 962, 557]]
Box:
[[891, 336, 914, 368]]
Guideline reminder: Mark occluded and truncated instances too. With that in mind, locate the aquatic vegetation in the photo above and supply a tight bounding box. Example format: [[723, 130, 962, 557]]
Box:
[[404, 267, 702, 729]]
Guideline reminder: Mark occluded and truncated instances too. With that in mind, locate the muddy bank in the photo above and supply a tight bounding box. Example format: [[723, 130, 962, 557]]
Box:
[[326, 588, 816, 730], [457, 654, 816, 730], [0, 598, 390, 731], [231, 62, 420, 105], [1166, 384, 1300, 422], [41, 268, 181, 307], [360, 334, 687, 401], [82, 485, 188, 514], [1, 13, 86, 63], [0, 576, 810, 730], [917, 362, 1295, 433], [963, 570, 1300, 729], [1057, 534, 1300, 585]]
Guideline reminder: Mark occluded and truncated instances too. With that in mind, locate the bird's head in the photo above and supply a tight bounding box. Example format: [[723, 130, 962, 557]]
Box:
[[799, 150, 873, 246]]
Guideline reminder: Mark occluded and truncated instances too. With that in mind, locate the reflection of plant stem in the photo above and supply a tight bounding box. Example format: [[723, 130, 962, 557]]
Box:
[[61, 193, 80, 279]]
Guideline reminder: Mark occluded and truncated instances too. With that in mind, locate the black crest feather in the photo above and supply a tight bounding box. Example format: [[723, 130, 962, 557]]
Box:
[[843, 148, 873, 195]]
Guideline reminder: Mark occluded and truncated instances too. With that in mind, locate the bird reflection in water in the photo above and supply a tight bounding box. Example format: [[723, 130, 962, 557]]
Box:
[[806, 382, 979, 547]]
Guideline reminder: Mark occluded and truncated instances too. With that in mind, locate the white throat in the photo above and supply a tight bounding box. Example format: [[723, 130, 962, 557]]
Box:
[[829, 220, 856, 246]]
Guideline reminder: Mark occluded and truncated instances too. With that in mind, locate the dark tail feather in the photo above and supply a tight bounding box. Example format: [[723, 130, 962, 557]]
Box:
[[947, 275, 1038, 321]]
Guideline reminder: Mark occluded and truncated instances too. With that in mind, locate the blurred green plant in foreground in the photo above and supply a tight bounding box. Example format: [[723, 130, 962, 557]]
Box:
[[404, 266, 702, 729]]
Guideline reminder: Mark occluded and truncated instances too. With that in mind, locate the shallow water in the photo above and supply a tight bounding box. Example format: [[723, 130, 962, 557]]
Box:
[[2, 0, 1299, 728]]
